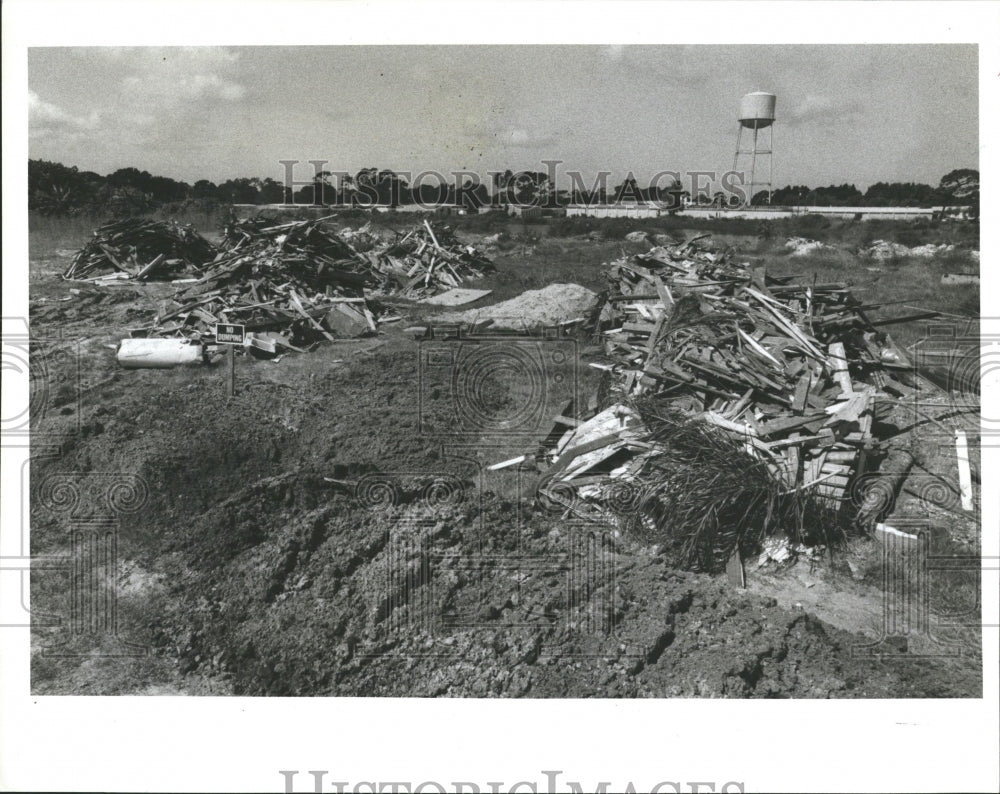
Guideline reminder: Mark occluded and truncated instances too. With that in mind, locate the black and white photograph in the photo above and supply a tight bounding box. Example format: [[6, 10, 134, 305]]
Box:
[[2, 1, 998, 792]]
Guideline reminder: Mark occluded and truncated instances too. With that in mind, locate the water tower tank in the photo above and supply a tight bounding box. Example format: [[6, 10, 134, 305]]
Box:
[[739, 92, 776, 129]]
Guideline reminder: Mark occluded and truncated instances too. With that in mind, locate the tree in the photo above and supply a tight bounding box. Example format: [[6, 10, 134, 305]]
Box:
[[810, 184, 864, 207], [257, 177, 286, 204], [493, 170, 550, 206], [29, 160, 84, 214], [311, 171, 335, 205], [375, 170, 409, 206], [32, 183, 76, 215], [192, 179, 218, 199], [352, 167, 380, 206], [939, 169, 979, 203], [492, 170, 515, 205], [653, 177, 684, 209], [217, 178, 259, 204], [862, 181, 939, 207], [770, 185, 811, 206], [148, 175, 190, 203], [612, 174, 642, 203]]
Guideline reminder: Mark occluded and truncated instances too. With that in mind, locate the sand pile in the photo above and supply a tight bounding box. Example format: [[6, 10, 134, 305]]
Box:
[[431, 282, 597, 329]]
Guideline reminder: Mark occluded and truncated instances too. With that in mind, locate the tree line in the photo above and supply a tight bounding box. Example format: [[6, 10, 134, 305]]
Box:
[[28, 159, 979, 215], [752, 170, 979, 208]]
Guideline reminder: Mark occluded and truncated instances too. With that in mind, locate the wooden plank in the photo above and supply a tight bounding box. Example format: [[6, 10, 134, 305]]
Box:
[[289, 290, 336, 341], [828, 342, 853, 396], [792, 373, 811, 414], [757, 412, 827, 437], [135, 253, 166, 280], [736, 328, 783, 369], [488, 454, 528, 471], [725, 549, 746, 588], [653, 275, 674, 312], [745, 288, 827, 361]]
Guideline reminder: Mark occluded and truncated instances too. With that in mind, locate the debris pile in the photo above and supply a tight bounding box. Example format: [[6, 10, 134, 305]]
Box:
[[862, 239, 956, 261], [530, 234, 931, 569], [784, 237, 828, 257], [128, 217, 495, 351], [140, 217, 382, 352], [64, 218, 217, 282], [371, 221, 497, 299]]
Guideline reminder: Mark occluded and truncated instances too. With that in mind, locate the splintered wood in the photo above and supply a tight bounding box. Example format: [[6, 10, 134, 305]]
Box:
[[536, 234, 936, 524], [79, 216, 496, 351], [63, 217, 217, 282]]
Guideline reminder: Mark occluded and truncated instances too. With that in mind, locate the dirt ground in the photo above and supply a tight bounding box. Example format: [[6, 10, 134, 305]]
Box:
[[26, 223, 983, 697]]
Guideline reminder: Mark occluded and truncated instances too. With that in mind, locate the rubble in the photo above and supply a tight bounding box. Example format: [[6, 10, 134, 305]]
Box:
[[373, 220, 497, 299], [529, 234, 938, 570], [122, 216, 495, 351], [784, 237, 828, 257], [64, 217, 217, 282], [861, 239, 955, 261]]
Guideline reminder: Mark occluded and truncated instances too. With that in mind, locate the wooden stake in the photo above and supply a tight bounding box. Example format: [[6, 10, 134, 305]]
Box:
[[955, 429, 974, 511]]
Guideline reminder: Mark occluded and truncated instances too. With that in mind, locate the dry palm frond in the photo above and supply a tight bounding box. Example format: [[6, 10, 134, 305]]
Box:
[[625, 400, 844, 572]]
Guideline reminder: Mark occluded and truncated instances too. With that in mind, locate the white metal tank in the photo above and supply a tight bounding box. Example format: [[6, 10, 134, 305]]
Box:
[[738, 92, 776, 129], [117, 338, 204, 369]]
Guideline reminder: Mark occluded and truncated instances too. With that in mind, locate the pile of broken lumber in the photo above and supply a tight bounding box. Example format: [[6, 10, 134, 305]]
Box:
[[221, 216, 495, 299], [63, 217, 217, 282], [525, 234, 935, 565], [133, 217, 494, 351], [140, 218, 381, 351], [367, 220, 496, 299]]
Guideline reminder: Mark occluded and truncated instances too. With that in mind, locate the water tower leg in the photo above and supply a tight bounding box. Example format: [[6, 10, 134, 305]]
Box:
[[733, 126, 743, 178], [767, 126, 774, 204], [749, 127, 758, 206]]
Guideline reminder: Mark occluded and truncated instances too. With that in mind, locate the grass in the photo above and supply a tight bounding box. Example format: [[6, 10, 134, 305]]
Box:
[[446, 212, 979, 248], [751, 243, 979, 352]]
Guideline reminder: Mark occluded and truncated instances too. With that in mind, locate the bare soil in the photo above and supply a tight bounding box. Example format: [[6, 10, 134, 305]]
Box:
[[27, 225, 982, 697]]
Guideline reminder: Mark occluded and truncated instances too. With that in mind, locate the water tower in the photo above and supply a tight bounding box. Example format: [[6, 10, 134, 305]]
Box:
[[732, 91, 776, 206]]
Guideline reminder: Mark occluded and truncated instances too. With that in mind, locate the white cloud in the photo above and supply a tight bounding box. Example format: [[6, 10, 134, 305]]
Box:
[[117, 47, 247, 107], [502, 128, 557, 148], [28, 90, 100, 132], [29, 48, 248, 163], [785, 94, 863, 126]]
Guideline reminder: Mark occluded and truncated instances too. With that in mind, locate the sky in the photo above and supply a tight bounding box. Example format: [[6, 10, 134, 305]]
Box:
[[27, 44, 979, 191]]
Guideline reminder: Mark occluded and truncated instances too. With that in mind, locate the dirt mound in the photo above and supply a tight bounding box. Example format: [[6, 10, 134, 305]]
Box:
[[28, 241, 981, 699], [28, 325, 979, 697], [432, 283, 597, 329]]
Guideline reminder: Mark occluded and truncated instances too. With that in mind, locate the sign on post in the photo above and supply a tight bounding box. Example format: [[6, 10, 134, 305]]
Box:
[[214, 324, 245, 397], [215, 323, 246, 345]]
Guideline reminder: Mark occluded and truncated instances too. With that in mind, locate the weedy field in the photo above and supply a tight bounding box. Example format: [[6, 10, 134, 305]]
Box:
[[26, 210, 982, 697]]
